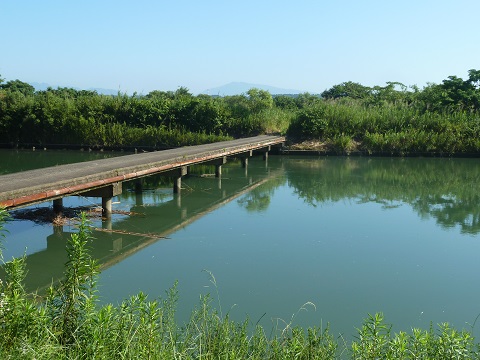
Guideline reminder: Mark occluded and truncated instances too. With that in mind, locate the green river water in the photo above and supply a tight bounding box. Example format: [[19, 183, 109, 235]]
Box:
[[1, 149, 480, 339]]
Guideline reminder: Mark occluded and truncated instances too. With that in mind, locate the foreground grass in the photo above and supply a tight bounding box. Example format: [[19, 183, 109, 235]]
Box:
[[1, 210, 479, 359]]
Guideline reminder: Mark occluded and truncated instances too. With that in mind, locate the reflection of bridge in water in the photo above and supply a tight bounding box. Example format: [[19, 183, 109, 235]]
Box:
[[14, 160, 283, 294]]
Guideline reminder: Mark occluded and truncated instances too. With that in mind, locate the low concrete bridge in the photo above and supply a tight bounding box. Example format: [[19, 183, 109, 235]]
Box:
[[0, 135, 284, 217]]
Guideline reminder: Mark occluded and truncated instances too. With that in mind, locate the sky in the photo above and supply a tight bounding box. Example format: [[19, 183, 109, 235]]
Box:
[[1, 0, 479, 95]]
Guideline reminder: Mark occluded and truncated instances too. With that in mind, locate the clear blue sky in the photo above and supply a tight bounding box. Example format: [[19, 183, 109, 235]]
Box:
[[1, 0, 479, 94]]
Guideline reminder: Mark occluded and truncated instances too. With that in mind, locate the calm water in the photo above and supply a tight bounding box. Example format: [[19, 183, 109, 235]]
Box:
[[2, 149, 480, 339]]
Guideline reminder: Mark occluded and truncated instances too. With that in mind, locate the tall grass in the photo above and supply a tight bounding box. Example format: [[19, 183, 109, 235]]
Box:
[[0, 209, 479, 359], [287, 100, 480, 154]]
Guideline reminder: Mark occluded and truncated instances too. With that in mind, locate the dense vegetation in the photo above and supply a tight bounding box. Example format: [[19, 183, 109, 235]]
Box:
[[1, 70, 479, 154], [1, 208, 479, 359], [287, 70, 480, 154], [0, 80, 291, 148]]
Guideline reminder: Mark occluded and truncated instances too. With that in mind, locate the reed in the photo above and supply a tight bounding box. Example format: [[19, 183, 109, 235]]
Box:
[[287, 100, 480, 154]]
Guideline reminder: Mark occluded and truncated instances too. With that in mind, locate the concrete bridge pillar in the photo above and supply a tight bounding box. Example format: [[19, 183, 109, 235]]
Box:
[[53, 198, 63, 215], [102, 197, 112, 219], [215, 156, 227, 178], [80, 182, 122, 220], [173, 166, 188, 194], [134, 179, 144, 206], [261, 145, 271, 161], [135, 192, 144, 206], [241, 150, 253, 168], [134, 179, 143, 194]]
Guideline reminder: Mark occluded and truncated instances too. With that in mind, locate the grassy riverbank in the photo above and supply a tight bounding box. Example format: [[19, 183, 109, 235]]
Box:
[[1, 209, 479, 359], [285, 100, 480, 155]]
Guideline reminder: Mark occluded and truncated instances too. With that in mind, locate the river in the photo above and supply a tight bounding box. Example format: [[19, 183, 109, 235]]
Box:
[[2, 149, 480, 339]]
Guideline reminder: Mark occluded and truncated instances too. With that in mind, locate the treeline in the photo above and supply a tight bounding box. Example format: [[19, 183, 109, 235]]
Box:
[[1, 70, 480, 154], [0, 80, 293, 148], [288, 69, 480, 155]]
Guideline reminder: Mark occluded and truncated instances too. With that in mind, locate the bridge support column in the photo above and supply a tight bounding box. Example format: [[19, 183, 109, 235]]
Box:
[[53, 198, 63, 215], [102, 197, 112, 219], [241, 150, 252, 168], [80, 182, 122, 220], [135, 179, 143, 194], [215, 165, 222, 178], [135, 179, 144, 206], [240, 150, 252, 177], [173, 166, 188, 194], [261, 145, 271, 161], [215, 156, 227, 178]]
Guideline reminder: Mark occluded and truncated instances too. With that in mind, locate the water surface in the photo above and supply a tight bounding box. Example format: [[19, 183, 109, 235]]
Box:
[[2, 150, 480, 339]]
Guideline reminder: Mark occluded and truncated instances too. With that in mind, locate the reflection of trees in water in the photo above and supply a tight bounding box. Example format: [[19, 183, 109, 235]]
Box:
[[412, 194, 480, 235], [284, 157, 480, 234], [237, 189, 271, 212], [237, 176, 286, 213]]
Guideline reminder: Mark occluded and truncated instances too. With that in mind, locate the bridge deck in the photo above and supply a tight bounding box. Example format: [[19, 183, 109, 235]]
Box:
[[0, 135, 284, 209]]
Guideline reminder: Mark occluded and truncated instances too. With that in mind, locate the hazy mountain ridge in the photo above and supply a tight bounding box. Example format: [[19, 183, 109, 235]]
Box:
[[203, 82, 303, 96], [28, 81, 305, 96]]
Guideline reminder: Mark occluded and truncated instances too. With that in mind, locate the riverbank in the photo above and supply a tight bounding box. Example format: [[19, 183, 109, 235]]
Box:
[[281, 139, 480, 157], [4, 137, 480, 158]]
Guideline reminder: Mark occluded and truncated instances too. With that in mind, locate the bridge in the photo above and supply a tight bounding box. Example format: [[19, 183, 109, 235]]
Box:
[[0, 135, 284, 216]]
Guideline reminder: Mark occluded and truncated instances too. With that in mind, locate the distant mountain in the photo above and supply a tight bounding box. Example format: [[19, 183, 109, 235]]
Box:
[[28, 81, 303, 97], [29, 82, 52, 91], [29, 82, 118, 95], [88, 87, 119, 95], [202, 82, 302, 96]]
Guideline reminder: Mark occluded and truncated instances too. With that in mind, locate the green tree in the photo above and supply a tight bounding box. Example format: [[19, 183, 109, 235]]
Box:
[[469, 69, 480, 89], [368, 82, 411, 106], [294, 92, 322, 108], [0, 79, 35, 96], [246, 88, 273, 112], [466, 68, 480, 110], [417, 69, 480, 112], [223, 94, 250, 119], [273, 94, 298, 110], [321, 81, 372, 100], [174, 86, 192, 97]]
